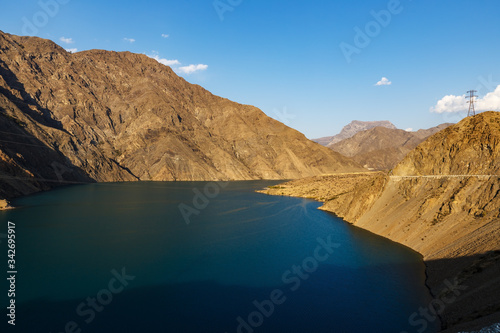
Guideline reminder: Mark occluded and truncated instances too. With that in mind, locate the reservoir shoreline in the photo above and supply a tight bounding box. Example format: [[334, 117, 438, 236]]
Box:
[[3, 176, 499, 331], [2, 180, 434, 332], [260, 180, 444, 331], [259, 172, 500, 333]]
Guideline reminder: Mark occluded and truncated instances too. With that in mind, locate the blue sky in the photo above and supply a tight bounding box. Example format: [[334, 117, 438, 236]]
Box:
[[1, 0, 500, 138]]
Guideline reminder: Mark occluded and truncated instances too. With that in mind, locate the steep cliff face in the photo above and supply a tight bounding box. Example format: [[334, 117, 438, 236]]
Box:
[[0, 91, 102, 199], [0, 31, 362, 199], [263, 112, 500, 332]]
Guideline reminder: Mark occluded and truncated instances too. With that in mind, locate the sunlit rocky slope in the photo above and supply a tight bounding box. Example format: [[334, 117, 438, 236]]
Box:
[[0, 31, 362, 199], [313, 120, 397, 146], [329, 123, 452, 170], [263, 112, 500, 332]]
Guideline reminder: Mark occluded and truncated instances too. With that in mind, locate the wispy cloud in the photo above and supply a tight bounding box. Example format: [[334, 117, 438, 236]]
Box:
[[177, 64, 208, 74], [430, 85, 500, 113], [66, 48, 78, 54], [146, 51, 208, 75], [161, 34, 169, 38], [375, 77, 392, 86], [159, 59, 181, 66], [60, 37, 74, 44], [147, 52, 180, 66], [123, 38, 136, 43]]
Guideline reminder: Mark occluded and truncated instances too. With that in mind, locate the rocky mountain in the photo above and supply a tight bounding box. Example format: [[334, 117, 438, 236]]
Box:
[[263, 111, 500, 332], [394, 112, 500, 176], [313, 120, 396, 146], [329, 123, 452, 170], [0, 31, 363, 200]]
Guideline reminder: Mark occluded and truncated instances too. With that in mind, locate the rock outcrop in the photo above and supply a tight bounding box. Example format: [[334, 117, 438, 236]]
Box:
[[0, 198, 12, 210], [0, 31, 362, 200], [394, 112, 500, 176]]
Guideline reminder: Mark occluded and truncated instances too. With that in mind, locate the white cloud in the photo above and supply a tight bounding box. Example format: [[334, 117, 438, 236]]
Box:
[[477, 85, 500, 111], [161, 34, 169, 38], [60, 37, 74, 44], [430, 85, 500, 113], [123, 38, 136, 43], [146, 51, 208, 75], [430, 94, 467, 113], [177, 64, 208, 74], [375, 77, 392, 86], [147, 52, 180, 67], [66, 48, 78, 54], [405, 128, 413, 132], [159, 59, 181, 66]]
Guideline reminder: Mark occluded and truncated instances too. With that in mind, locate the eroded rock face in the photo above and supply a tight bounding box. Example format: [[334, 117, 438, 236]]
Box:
[[394, 112, 500, 176], [0, 31, 362, 198]]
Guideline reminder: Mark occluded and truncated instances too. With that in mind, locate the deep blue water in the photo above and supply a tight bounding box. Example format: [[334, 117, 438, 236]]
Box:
[[0, 181, 438, 332]]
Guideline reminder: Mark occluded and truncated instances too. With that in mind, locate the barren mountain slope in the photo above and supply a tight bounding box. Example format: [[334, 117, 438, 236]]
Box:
[[313, 120, 396, 146], [263, 112, 500, 332], [329, 123, 452, 170], [394, 112, 500, 176], [0, 31, 362, 199]]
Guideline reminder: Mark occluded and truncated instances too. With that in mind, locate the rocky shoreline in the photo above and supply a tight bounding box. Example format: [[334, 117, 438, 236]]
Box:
[[260, 172, 500, 333]]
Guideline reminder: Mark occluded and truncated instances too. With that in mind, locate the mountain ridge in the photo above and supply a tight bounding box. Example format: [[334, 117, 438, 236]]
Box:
[[394, 112, 500, 176], [0, 31, 362, 200], [329, 123, 453, 170], [313, 120, 397, 146]]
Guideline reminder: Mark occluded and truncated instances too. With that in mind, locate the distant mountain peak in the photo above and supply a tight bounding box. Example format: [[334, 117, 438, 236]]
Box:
[[313, 120, 397, 147], [329, 123, 453, 171]]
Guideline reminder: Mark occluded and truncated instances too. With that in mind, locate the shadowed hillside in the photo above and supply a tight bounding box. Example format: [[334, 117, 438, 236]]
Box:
[[0, 31, 362, 200]]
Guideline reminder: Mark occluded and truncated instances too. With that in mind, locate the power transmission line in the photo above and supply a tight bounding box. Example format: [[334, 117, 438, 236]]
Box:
[[466, 90, 478, 117]]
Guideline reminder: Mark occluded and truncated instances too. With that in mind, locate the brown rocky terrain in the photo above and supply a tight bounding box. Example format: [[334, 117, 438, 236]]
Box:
[[262, 112, 500, 332], [329, 123, 452, 170], [0, 198, 12, 209], [0, 31, 363, 202], [258, 172, 388, 222], [313, 120, 397, 146], [394, 112, 500, 176]]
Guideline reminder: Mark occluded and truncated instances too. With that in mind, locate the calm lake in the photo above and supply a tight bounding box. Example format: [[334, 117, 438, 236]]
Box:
[[0, 181, 438, 332]]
